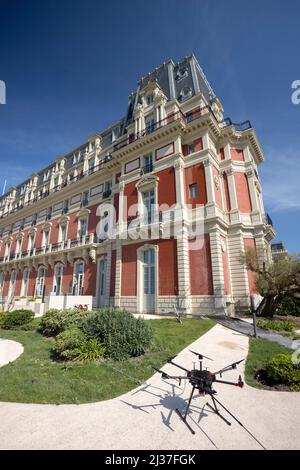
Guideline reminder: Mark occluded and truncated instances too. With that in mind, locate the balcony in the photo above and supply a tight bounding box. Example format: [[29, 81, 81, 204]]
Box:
[[0, 234, 96, 266], [140, 163, 153, 175], [264, 213, 273, 226], [0, 156, 114, 220], [113, 111, 185, 151]]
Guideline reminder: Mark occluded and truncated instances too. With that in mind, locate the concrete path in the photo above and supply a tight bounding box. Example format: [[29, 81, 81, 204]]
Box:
[[210, 316, 300, 350], [0, 324, 299, 450], [0, 339, 23, 368]]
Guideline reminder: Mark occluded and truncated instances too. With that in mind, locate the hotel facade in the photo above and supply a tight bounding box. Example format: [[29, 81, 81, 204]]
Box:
[[0, 54, 275, 316]]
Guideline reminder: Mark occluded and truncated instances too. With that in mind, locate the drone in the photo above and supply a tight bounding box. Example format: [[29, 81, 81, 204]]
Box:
[[153, 350, 265, 449]]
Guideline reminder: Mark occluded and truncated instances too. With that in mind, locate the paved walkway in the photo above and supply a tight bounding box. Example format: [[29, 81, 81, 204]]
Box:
[[0, 324, 299, 450], [210, 316, 300, 350], [0, 339, 23, 368]]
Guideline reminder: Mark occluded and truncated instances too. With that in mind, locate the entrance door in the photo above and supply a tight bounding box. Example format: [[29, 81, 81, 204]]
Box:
[[98, 258, 107, 307], [143, 248, 155, 312]]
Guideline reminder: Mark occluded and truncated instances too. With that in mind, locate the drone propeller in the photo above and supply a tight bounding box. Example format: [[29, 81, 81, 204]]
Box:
[[213, 359, 245, 377], [189, 350, 213, 361]]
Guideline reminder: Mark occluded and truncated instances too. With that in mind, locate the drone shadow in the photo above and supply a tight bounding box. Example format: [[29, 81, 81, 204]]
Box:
[[120, 381, 219, 449]]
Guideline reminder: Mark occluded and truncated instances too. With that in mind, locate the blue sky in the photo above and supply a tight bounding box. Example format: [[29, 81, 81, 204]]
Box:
[[0, 0, 299, 252]]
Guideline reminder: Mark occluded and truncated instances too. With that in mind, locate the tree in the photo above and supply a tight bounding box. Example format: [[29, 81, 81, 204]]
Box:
[[242, 248, 300, 317]]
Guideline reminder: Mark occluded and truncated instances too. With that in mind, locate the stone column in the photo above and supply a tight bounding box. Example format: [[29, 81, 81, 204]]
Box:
[[227, 229, 250, 310], [246, 169, 261, 223], [174, 158, 185, 205], [105, 245, 112, 307], [226, 168, 240, 223], [176, 223, 191, 313], [209, 228, 226, 312]]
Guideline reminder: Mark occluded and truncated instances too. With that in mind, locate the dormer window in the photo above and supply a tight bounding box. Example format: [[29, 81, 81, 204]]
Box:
[[179, 86, 192, 101], [146, 94, 154, 106], [175, 67, 188, 81], [72, 154, 77, 165]]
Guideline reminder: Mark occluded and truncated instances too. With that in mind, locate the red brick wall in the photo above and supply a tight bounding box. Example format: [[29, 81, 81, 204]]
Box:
[[124, 181, 138, 222], [156, 167, 176, 207], [88, 203, 100, 235], [14, 272, 23, 297], [184, 164, 207, 207], [235, 172, 252, 213], [61, 264, 73, 295], [84, 260, 98, 296], [188, 234, 213, 295], [158, 239, 178, 295], [231, 148, 244, 161], [220, 147, 225, 160]]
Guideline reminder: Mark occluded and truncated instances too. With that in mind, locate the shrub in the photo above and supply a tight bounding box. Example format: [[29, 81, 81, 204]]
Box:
[[53, 326, 86, 360], [2, 309, 34, 329], [0, 312, 6, 327], [257, 318, 295, 332], [276, 297, 300, 317], [39, 308, 90, 337], [82, 308, 154, 360], [265, 354, 300, 390], [73, 339, 106, 362]]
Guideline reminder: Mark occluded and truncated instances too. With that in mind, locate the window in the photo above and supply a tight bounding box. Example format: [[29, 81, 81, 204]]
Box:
[[143, 154, 153, 174], [21, 269, 29, 297], [72, 261, 84, 295], [88, 158, 94, 175], [59, 224, 67, 243], [0, 272, 5, 294], [63, 200, 69, 214], [4, 242, 11, 259], [15, 239, 21, 258], [78, 219, 87, 240], [46, 207, 52, 220], [187, 143, 195, 155], [186, 112, 193, 123], [145, 116, 155, 134], [28, 234, 35, 252], [42, 230, 50, 247], [146, 94, 154, 106], [142, 190, 155, 224], [189, 183, 198, 199], [35, 267, 45, 297], [82, 191, 89, 207]]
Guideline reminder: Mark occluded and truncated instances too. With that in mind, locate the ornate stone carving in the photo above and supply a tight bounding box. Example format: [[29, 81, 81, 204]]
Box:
[[89, 247, 97, 264], [214, 175, 220, 189]]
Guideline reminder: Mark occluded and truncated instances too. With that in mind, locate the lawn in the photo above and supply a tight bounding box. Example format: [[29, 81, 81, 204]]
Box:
[[0, 318, 214, 404], [245, 337, 294, 389]]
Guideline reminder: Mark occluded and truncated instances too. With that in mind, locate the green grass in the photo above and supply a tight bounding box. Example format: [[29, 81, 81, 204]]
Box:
[[245, 337, 294, 389], [0, 318, 214, 404]]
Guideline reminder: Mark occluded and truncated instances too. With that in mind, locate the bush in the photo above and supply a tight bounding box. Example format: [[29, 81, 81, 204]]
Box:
[[276, 297, 300, 317], [53, 326, 86, 360], [0, 312, 6, 327], [73, 339, 106, 362], [257, 318, 295, 332], [2, 309, 34, 329], [265, 354, 300, 390], [39, 308, 90, 337], [82, 308, 153, 360]]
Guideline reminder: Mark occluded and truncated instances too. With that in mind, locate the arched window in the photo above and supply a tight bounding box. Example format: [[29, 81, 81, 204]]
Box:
[[35, 266, 45, 297], [72, 261, 84, 296]]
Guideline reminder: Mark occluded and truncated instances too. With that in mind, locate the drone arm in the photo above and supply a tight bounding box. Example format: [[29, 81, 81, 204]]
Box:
[[168, 359, 189, 373], [213, 359, 244, 377], [214, 378, 244, 388]]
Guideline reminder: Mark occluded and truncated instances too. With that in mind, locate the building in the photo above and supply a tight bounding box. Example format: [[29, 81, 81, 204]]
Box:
[[0, 54, 275, 316], [271, 241, 288, 261]]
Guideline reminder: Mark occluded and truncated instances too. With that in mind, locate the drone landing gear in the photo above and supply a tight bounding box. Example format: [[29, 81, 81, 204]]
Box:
[[175, 386, 196, 435], [206, 394, 231, 426]]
